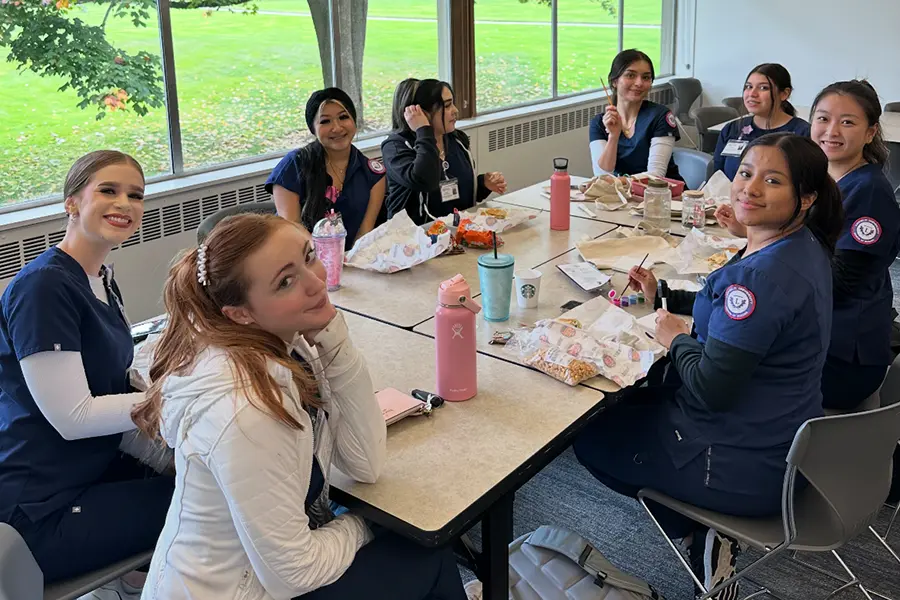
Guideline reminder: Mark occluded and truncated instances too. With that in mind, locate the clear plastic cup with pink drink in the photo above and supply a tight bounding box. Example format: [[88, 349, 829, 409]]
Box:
[[312, 211, 347, 291]]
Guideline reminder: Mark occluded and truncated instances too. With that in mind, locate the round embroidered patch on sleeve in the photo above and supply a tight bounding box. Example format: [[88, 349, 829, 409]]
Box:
[[724, 284, 755, 320], [665, 111, 677, 128], [851, 216, 882, 245], [368, 158, 385, 174]]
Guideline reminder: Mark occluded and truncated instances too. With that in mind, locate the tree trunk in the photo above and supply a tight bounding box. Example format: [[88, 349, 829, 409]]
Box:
[[307, 0, 369, 126]]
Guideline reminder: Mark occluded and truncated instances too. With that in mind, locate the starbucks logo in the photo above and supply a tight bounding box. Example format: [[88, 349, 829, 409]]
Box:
[[521, 283, 536, 299]]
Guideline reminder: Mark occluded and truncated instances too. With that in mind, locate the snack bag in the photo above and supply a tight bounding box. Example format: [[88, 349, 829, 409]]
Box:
[[457, 218, 504, 249]]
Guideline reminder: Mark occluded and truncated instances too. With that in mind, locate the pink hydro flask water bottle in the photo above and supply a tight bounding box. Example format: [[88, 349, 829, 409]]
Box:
[[549, 157, 571, 231], [435, 274, 482, 401]]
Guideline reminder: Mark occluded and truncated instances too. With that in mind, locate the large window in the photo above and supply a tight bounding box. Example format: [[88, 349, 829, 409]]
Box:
[[1, 0, 674, 207], [0, 2, 170, 205], [477, 0, 675, 112]]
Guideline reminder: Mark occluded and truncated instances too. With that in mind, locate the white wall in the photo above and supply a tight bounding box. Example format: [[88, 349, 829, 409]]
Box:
[[692, 0, 900, 108]]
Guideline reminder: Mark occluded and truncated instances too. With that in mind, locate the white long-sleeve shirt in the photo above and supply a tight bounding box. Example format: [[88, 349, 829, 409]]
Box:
[[590, 135, 676, 178], [141, 311, 386, 600], [19, 274, 143, 441]]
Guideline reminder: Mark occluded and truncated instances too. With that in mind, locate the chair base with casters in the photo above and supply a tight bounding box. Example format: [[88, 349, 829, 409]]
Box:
[[0, 522, 153, 600], [636, 400, 900, 600]]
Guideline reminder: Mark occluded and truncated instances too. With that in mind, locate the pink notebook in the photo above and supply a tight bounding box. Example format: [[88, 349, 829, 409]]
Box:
[[376, 388, 425, 426]]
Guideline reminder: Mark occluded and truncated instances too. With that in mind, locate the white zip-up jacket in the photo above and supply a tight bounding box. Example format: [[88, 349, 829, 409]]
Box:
[[141, 312, 387, 600]]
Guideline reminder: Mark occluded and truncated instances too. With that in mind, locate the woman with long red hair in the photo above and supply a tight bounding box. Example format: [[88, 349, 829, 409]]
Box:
[[134, 213, 467, 600]]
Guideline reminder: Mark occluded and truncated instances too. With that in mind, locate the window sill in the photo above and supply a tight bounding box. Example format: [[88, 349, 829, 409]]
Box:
[[0, 81, 676, 234]]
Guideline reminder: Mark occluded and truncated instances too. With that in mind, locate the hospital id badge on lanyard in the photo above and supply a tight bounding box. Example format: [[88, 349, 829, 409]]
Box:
[[439, 159, 460, 202], [721, 139, 749, 157]]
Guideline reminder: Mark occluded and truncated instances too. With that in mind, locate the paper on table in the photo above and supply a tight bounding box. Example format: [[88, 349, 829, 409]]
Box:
[[440, 206, 539, 232], [346, 213, 451, 273], [557, 262, 612, 292], [576, 235, 674, 270], [663, 228, 746, 275], [667, 278, 703, 292], [635, 312, 691, 333], [703, 170, 732, 203]]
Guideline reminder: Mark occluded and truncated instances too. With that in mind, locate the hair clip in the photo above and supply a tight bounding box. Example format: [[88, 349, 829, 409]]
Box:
[[197, 244, 209, 287]]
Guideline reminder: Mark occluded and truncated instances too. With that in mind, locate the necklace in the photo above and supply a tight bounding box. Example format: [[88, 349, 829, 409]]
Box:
[[325, 158, 346, 190], [835, 158, 868, 182]]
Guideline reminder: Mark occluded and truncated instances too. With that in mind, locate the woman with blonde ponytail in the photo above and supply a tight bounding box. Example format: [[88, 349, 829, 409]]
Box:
[[137, 213, 467, 600]]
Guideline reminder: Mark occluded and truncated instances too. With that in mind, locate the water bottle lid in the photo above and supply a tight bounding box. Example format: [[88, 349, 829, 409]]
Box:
[[553, 157, 569, 171], [439, 274, 471, 305]]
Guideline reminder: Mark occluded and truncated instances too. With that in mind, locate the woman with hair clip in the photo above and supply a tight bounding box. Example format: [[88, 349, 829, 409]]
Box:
[[267, 87, 386, 249], [136, 213, 468, 600], [589, 48, 682, 180], [712, 63, 810, 180], [576, 134, 843, 599], [809, 80, 900, 410], [381, 78, 507, 224], [0, 151, 174, 598]]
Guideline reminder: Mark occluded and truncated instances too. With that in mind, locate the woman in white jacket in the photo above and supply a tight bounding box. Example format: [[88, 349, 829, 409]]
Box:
[[132, 213, 467, 600]]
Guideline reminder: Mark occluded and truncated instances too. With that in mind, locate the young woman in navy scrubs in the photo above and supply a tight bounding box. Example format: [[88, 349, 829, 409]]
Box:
[[381, 78, 507, 225], [575, 134, 843, 599], [0, 152, 174, 589], [589, 49, 681, 180], [713, 64, 810, 180], [267, 88, 386, 249], [810, 80, 900, 410]]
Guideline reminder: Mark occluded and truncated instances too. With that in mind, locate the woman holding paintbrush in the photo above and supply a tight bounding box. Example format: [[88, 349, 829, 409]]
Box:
[[588, 49, 682, 180], [575, 133, 843, 600]]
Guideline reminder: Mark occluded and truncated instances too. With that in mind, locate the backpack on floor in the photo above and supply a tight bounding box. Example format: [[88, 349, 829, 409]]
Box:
[[509, 526, 663, 600]]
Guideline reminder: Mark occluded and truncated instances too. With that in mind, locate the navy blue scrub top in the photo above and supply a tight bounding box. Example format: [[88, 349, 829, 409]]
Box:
[[588, 100, 681, 179], [0, 247, 134, 523], [831, 163, 900, 365], [713, 116, 810, 180], [663, 227, 830, 496], [265, 145, 385, 249]]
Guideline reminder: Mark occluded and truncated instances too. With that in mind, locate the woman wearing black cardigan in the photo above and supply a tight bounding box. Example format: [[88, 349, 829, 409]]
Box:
[[380, 78, 506, 224]]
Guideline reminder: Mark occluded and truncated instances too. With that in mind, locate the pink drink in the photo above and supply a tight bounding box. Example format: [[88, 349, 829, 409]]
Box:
[[312, 211, 347, 292]]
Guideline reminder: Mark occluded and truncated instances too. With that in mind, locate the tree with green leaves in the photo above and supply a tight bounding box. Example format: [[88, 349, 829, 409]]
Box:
[[0, 0, 366, 121]]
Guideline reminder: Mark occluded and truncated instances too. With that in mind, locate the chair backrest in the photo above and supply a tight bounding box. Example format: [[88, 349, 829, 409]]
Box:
[[721, 96, 748, 116], [672, 148, 714, 191], [879, 352, 900, 407], [0, 523, 42, 600], [669, 78, 703, 120], [884, 102, 900, 114], [691, 106, 740, 153], [197, 201, 277, 243], [786, 402, 900, 542]]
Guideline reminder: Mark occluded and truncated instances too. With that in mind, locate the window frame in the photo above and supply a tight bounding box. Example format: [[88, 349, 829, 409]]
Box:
[[3, 0, 680, 214]]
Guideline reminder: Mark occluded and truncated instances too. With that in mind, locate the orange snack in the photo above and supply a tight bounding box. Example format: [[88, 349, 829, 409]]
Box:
[[427, 221, 449, 236], [457, 219, 503, 249]]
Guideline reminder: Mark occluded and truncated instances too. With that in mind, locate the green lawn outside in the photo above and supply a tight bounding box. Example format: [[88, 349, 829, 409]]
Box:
[[0, 0, 662, 204]]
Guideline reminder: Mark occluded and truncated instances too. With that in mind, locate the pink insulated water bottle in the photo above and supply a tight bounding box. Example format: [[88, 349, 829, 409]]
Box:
[[550, 157, 570, 231], [435, 274, 482, 401]]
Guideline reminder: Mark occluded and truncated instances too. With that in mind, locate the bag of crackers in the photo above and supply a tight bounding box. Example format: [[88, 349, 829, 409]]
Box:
[[505, 319, 601, 386], [506, 317, 660, 387]]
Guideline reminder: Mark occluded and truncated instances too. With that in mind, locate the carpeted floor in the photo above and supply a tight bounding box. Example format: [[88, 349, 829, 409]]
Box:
[[462, 448, 900, 600]]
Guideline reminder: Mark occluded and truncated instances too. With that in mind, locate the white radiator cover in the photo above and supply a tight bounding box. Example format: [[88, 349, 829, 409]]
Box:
[[0, 87, 674, 322]]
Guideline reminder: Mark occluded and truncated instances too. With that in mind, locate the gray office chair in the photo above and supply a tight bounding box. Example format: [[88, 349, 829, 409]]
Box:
[[672, 148, 714, 191], [884, 102, 900, 113], [0, 523, 155, 600], [0, 523, 42, 600], [691, 106, 740, 154], [197, 200, 277, 243], [669, 78, 703, 126], [722, 96, 748, 116], [638, 401, 900, 600]]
